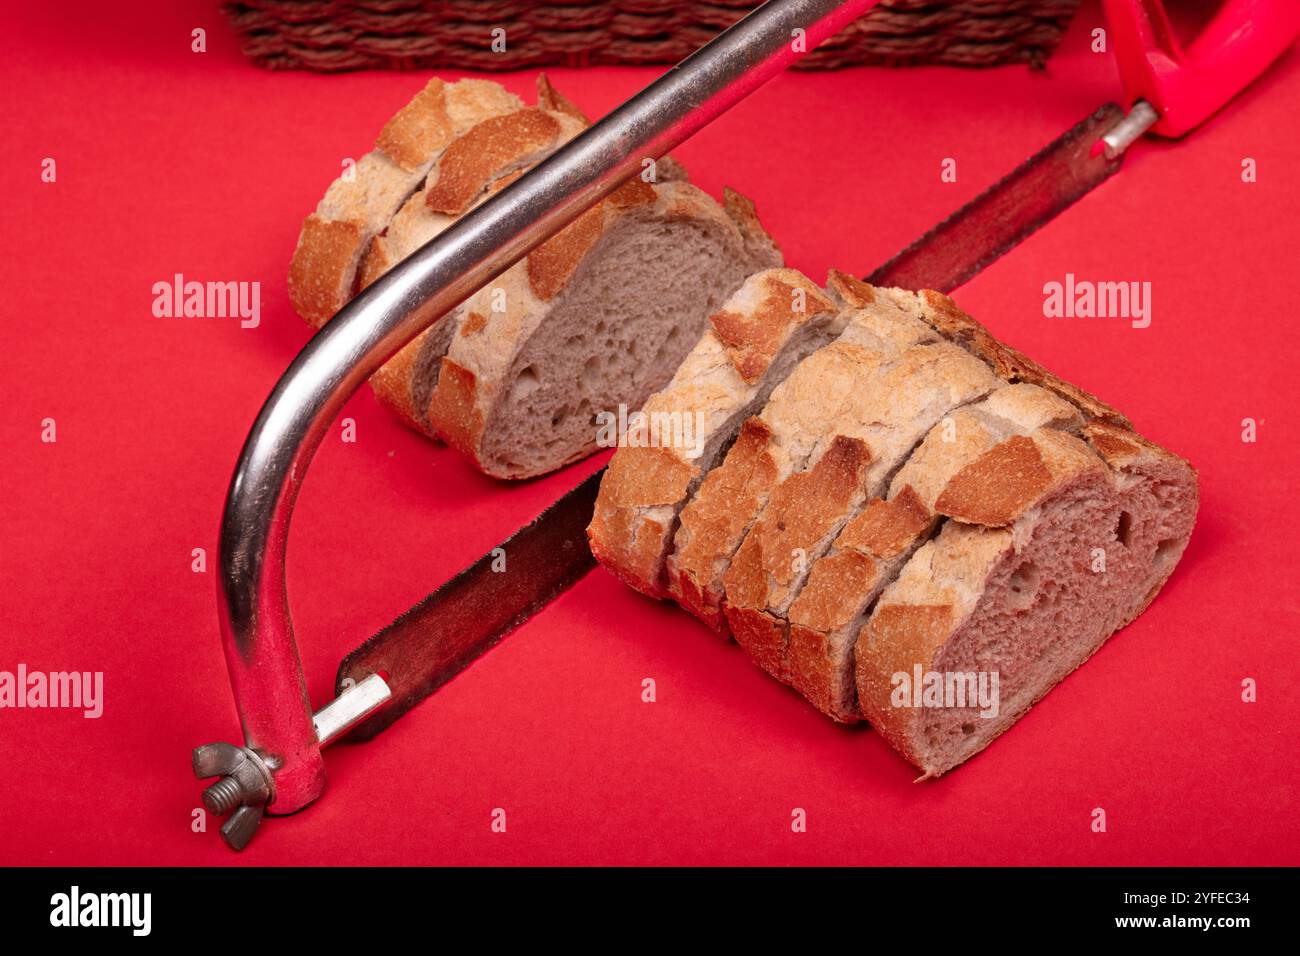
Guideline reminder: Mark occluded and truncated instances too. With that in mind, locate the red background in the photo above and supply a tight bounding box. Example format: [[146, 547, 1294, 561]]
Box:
[[2, 1, 1296, 865]]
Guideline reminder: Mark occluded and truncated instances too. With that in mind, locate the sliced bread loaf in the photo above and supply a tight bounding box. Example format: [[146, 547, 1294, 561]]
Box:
[[591, 274, 1197, 776], [289, 75, 781, 479]]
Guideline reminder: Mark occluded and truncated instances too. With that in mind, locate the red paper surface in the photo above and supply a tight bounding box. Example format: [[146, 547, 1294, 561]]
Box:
[[1, 1, 1296, 866]]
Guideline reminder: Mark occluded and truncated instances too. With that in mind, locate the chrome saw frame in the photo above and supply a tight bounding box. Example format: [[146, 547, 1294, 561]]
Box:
[[196, 0, 884, 851]]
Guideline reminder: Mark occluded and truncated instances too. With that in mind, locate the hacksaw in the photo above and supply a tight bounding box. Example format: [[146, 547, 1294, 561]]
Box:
[[192, 0, 1300, 850]]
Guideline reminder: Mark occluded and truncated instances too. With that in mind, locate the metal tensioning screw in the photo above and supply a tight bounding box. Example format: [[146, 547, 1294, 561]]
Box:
[[192, 742, 275, 851], [191, 673, 392, 850]]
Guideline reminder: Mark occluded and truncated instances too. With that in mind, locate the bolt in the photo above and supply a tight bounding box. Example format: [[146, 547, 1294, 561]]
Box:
[[203, 776, 245, 815], [192, 741, 275, 851]]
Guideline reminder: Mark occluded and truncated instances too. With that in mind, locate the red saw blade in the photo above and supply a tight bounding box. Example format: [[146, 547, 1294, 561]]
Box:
[[337, 103, 1127, 740], [339, 470, 601, 740]]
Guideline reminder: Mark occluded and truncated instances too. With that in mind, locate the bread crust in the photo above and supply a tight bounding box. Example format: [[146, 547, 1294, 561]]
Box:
[[710, 277, 830, 384], [424, 109, 564, 215], [535, 72, 589, 123], [288, 78, 523, 328], [827, 270, 1132, 428], [533, 72, 686, 185], [723, 187, 783, 269], [935, 435, 1054, 527], [915, 287, 1131, 428], [374, 77, 453, 171]]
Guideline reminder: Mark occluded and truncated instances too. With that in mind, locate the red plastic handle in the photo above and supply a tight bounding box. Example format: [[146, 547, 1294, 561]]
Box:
[[1102, 0, 1300, 137]]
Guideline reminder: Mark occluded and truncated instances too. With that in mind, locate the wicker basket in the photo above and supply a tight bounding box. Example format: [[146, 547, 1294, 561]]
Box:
[[224, 1, 1082, 72]]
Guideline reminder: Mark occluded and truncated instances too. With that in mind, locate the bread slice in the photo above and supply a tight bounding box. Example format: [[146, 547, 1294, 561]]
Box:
[[288, 78, 524, 328], [855, 410, 1197, 776], [668, 288, 999, 641], [587, 268, 843, 596], [423, 179, 782, 478], [787, 384, 1085, 721]]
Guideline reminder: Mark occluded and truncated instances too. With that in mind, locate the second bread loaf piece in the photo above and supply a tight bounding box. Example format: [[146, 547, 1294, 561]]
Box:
[[589, 270, 1197, 776]]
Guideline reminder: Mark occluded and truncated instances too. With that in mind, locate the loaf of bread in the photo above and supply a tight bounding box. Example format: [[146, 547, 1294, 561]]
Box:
[[589, 269, 1198, 776], [288, 75, 780, 478]]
